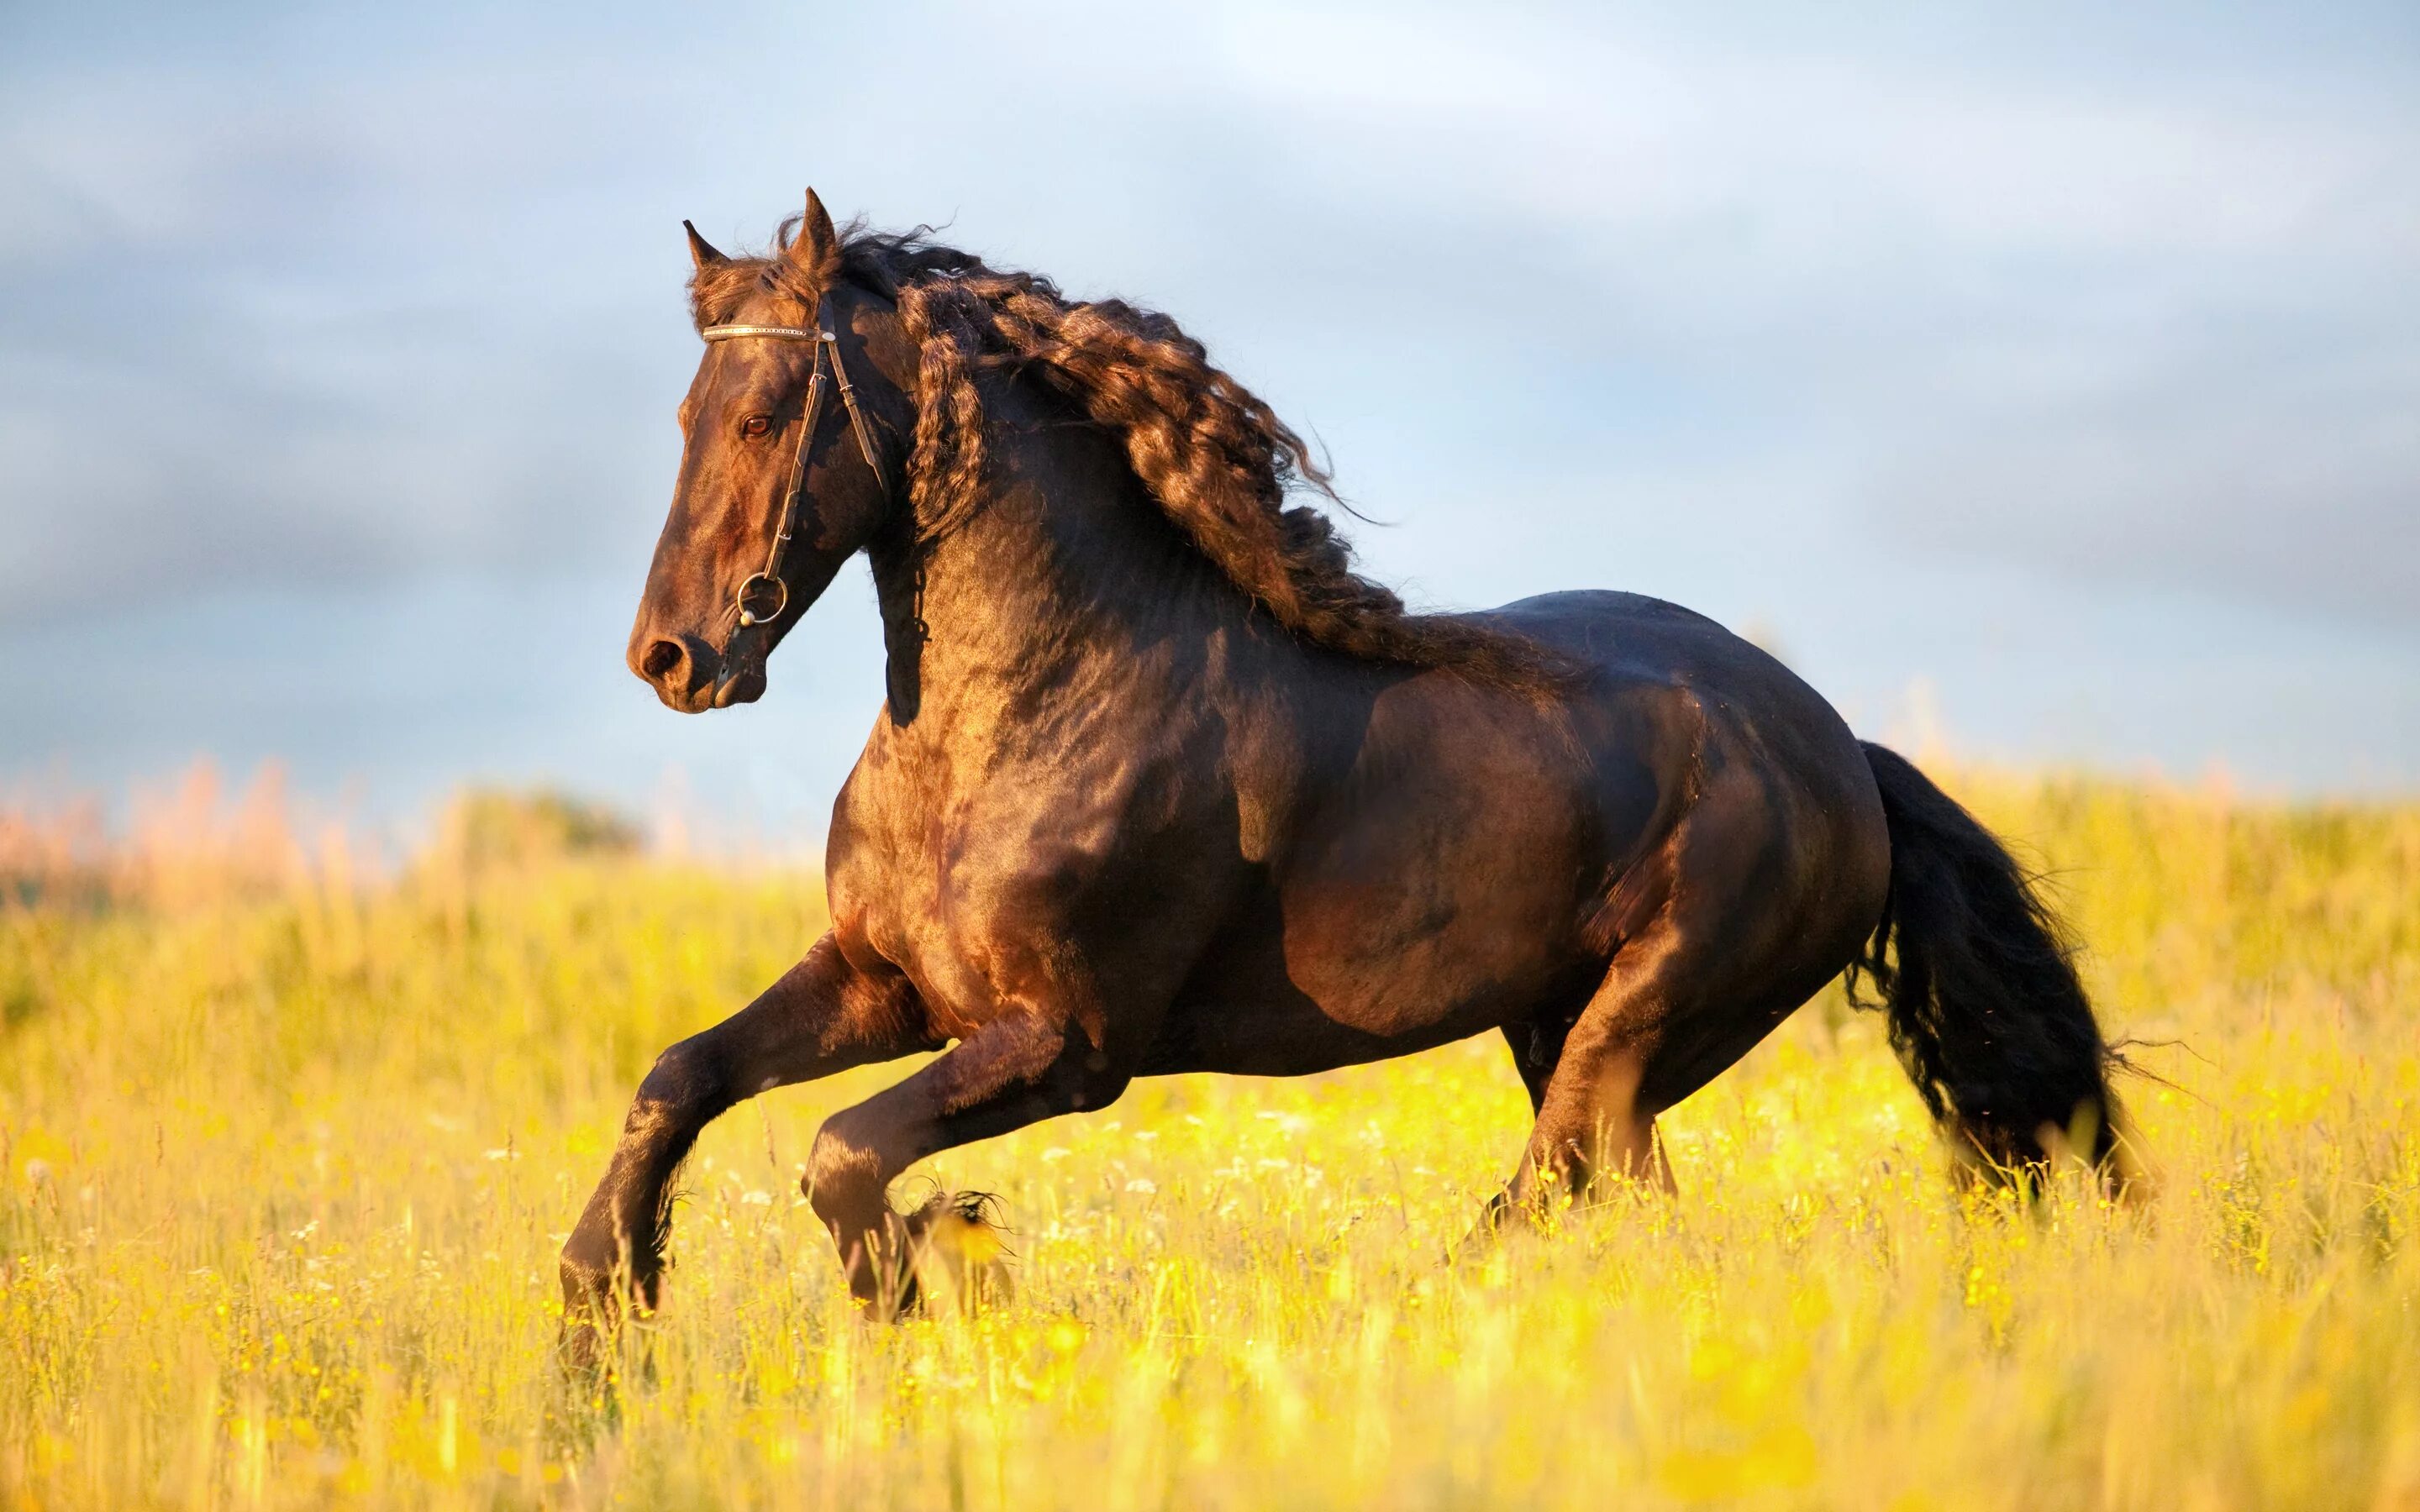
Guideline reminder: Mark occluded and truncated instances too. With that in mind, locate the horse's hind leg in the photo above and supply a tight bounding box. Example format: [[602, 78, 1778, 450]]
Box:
[[1485, 953, 1682, 1231], [1481, 753, 1888, 1236], [1487, 926, 1858, 1236]]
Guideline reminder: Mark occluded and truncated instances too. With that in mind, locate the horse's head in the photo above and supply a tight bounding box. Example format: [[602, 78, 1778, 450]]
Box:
[[629, 190, 911, 711]]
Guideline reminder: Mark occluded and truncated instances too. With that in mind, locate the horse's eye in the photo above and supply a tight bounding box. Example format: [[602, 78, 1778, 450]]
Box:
[[741, 414, 773, 439]]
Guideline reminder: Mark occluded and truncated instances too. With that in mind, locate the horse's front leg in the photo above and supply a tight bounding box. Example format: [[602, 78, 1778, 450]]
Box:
[[806, 1005, 1126, 1315], [558, 934, 934, 1363]]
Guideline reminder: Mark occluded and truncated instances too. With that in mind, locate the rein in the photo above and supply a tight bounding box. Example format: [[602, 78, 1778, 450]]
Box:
[[702, 296, 892, 627]]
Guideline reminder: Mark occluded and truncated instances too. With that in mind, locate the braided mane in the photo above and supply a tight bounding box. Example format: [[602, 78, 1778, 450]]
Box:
[[690, 219, 1563, 690]]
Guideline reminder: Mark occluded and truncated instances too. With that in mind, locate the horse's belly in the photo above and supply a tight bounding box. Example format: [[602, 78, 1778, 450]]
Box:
[[1147, 953, 1510, 1076], [1144, 859, 1596, 1077]]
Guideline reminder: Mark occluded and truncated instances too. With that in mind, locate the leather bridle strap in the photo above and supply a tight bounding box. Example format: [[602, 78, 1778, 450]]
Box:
[[701, 297, 891, 627]]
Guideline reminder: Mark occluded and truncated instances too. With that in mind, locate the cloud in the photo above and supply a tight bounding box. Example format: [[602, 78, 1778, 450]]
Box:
[[1870, 323, 2420, 629], [1182, 5, 2420, 630], [0, 0, 2413, 647]]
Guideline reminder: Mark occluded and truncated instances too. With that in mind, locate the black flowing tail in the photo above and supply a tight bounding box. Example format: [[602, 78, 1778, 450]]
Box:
[[1850, 743, 2136, 1186]]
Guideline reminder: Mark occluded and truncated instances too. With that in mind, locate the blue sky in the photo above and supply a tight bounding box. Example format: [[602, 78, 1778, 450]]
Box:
[[3, 1, 2415, 839]]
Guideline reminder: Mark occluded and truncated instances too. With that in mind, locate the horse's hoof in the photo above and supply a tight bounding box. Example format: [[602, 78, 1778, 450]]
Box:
[[905, 1189, 1014, 1315]]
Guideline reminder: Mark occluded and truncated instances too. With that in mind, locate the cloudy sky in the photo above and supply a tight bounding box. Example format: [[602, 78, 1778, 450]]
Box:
[[3, 1, 2415, 837]]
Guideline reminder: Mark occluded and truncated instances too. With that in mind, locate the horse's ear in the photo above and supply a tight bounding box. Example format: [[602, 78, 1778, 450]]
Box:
[[786, 188, 842, 281], [683, 220, 726, 271]]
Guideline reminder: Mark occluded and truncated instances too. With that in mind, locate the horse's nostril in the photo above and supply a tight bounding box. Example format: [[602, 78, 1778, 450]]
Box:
[[640, 639, 685, 680]]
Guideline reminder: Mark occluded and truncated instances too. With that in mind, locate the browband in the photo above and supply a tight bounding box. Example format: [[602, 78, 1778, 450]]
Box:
[[702, 324, 820, 342]]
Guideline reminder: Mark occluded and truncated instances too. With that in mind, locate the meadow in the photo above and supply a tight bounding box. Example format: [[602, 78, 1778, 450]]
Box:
[[3, 763, 2417, 1509]]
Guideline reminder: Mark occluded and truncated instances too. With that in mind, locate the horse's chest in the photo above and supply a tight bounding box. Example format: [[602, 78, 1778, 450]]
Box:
[[831, 748, 1210, 1033]]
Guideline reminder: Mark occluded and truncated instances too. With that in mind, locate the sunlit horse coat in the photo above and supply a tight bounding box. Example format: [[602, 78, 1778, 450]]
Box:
[[560, 192, 2130, 1344]]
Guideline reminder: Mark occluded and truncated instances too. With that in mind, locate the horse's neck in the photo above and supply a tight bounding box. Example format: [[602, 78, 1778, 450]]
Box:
[[868, 413, 1260, 724]]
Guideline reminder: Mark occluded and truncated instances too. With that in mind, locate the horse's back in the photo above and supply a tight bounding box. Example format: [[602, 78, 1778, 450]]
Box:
[[1486, 587, 1880, 817], [1487, 590, 1817, 711]]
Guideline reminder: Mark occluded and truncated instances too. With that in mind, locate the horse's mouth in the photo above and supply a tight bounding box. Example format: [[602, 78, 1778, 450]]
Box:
[[684, 624, 770, 711], [710, 663, 766, 709]]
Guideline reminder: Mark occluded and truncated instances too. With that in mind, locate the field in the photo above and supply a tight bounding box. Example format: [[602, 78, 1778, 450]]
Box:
[[3, 765, 2417, 1509]]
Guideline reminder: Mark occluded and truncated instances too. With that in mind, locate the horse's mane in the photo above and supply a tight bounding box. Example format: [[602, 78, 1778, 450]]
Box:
[[691, 218, 1564, 691]]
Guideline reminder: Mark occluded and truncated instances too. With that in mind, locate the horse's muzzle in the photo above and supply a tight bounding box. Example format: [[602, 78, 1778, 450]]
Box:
[[631, 627, 764, 713]]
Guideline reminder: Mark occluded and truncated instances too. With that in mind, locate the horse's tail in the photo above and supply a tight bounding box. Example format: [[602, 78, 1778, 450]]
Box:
[[1849, 743, 2140, 1189]]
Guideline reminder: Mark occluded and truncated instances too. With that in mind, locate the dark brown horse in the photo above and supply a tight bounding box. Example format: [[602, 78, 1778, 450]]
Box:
[[560, 190, 2131, 1344]]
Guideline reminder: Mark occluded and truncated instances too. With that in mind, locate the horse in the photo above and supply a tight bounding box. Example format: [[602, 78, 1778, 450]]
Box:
[[558, 189, 2133, 1347]]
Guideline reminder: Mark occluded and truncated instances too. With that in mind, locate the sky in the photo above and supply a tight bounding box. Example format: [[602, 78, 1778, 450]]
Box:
[[2, 1, 2416, 844]]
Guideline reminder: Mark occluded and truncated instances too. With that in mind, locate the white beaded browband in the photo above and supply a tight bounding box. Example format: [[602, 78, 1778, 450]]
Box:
[[702, 324, 822, 342]]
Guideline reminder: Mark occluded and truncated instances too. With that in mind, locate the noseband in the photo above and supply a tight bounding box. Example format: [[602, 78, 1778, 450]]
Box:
[[701, 296, 892, 627]]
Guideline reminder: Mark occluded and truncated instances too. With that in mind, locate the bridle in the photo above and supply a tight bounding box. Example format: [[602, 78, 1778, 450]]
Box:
[[702, 294, 892, 628]]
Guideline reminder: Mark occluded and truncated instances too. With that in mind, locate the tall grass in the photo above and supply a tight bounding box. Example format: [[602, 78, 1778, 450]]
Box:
[[3, 767, 2417, 1509]]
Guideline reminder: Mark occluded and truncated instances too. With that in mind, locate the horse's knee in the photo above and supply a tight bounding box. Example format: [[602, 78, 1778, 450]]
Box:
[[634, 1033, 723, 1115], [804, 1112, 885, 1227]]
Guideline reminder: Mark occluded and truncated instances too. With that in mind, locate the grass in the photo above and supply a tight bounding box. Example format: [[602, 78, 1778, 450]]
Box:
[[3, 767, 2417, 1509]]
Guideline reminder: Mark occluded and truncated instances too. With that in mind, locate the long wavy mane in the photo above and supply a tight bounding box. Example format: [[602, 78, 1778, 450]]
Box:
[[690, 219, 1564, 690]]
